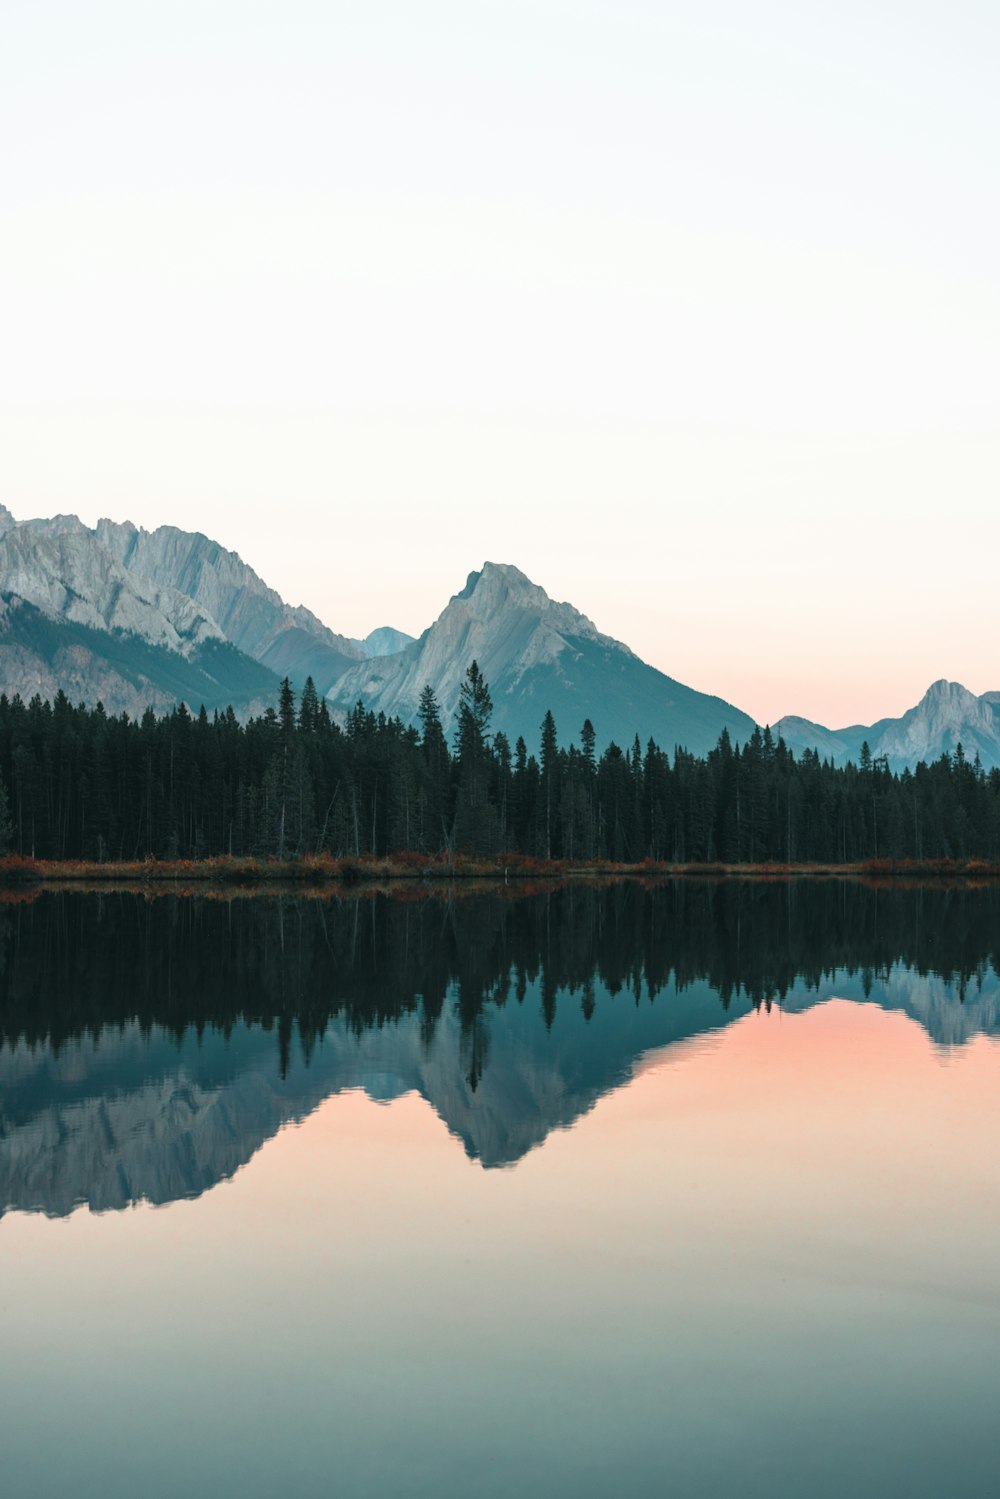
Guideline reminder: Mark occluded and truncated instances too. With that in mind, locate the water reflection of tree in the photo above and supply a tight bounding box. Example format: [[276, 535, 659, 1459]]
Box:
[[0, 883, 998, 1078]]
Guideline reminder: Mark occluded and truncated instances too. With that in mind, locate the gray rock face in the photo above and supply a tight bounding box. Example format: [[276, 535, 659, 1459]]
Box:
[[0, 508, 363, 714], [777, 679, 1000, 770], [94, 518, 363, 689], [0, 525, 223, 653], [0, 515, 288, 716], [875, 679, 1000, 767], [328, 562, 757, 754], [0, 594, 280, 718]]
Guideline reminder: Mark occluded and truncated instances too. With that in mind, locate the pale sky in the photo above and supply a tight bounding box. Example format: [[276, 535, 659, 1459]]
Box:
[[1, 0, 997, 728]]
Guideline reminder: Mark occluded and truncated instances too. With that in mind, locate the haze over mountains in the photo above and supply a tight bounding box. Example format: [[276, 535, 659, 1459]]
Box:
[[0, 506, 996, 768]]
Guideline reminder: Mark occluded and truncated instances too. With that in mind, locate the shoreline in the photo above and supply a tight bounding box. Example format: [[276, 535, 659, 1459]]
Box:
[[1, 853, 999, 889]]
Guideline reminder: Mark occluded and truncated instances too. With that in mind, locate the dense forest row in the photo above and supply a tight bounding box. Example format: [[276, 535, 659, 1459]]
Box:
[[0, 663, 998, 863]]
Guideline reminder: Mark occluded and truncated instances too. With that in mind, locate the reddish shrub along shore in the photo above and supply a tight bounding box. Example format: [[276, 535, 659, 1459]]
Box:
[[1, 852, 999, 885]]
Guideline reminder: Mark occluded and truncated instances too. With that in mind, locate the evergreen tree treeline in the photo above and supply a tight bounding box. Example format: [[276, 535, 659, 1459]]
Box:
[[0, 663, 998, 863]]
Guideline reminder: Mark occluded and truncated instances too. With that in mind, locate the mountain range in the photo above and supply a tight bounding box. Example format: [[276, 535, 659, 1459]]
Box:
[[0, 504, 996, 767], [776, 679, 1000, 771]]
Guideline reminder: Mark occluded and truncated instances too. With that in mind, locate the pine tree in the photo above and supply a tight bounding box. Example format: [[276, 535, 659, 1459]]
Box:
[[279, 678, 296, 737], [453, 662, 497, 851], [298, 676, 320, 733], [540, 711, 558, 858]]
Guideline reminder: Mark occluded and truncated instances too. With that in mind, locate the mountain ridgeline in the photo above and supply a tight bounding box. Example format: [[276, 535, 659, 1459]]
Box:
[[0, 507, 998, 771], [776, 679, 1000, 771], [326, 562, 756, 756], [0, 666, 999, 864]]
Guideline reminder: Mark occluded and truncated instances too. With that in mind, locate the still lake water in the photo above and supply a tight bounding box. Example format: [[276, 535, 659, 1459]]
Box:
[[2, 881, 999, 1498]]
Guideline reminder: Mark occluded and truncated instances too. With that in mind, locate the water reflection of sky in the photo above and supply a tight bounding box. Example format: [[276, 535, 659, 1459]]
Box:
[[3, 997, 1000, 1499]]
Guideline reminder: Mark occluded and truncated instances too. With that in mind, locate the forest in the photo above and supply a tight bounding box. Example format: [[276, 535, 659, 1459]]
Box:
[[0, 662, 998, 865]]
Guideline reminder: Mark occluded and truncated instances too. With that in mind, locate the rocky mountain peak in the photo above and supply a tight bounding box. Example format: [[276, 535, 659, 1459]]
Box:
[[327, 559, 754, 754], [920, 679, 977, 709], [453, 561, 605, 644], [0, 511, 364, 714], [781, 679, 1000, 769], [459, 561, 544, 606]]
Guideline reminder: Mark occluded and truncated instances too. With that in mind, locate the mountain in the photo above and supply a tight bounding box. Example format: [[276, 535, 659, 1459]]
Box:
[[777, 679, 1000, 770], [93, 517, 363, 691], [0, 506, 370, 715], [350, 626, 415, 658], [0, 511, 282, 716], [327, 562, 757, 754], [0, 519, 222, 651], [0, 595, 279, 720], [5, 506, 992, 770]]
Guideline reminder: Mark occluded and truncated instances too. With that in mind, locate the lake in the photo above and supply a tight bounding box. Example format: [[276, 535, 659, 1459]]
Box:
[[2, 881, 999, 1497]]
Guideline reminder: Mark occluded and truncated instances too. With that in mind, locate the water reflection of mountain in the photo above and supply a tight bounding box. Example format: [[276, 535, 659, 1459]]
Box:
[[2, 883, 999, 1215]]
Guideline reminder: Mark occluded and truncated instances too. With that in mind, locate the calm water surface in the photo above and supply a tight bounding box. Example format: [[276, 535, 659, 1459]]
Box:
[[2, 882, 999, 1498]]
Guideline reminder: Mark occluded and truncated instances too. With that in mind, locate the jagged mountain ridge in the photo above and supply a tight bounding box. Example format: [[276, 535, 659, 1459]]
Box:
[[0, 506, 416, 712], [0, 508, 284, 716], [0, 517, 223, 653], [0, 506, 367, 714], [328, 562, 757, 754], [777, 679, 1000, 770], [94, 516, 364, 690], [1, 506, 995, 766]]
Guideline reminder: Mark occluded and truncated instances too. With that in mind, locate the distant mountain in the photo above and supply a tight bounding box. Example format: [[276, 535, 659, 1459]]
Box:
[[4, 506, 993, 769], [777, 679, 1000, 770], [349, 626, 415, 659], [0, 517, 222, 651], [0, 506, 364, 714], [0, 511, 280, 716], [0, 595, 279, 720], [328, 562, 757, 754], [94, 517, 362, 691]]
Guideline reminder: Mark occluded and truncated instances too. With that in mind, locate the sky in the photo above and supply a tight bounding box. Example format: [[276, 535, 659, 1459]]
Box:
[[1, 0, 997, 728]]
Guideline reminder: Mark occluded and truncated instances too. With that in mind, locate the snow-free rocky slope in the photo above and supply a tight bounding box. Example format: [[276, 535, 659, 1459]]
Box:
[[776, 679, 1000, 771], [0, 506, 360, 715], [3, 507, 992, 768], [93, 517, 362, 691], [0, 509, 280, 716], [328, 562, 757, 755]]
